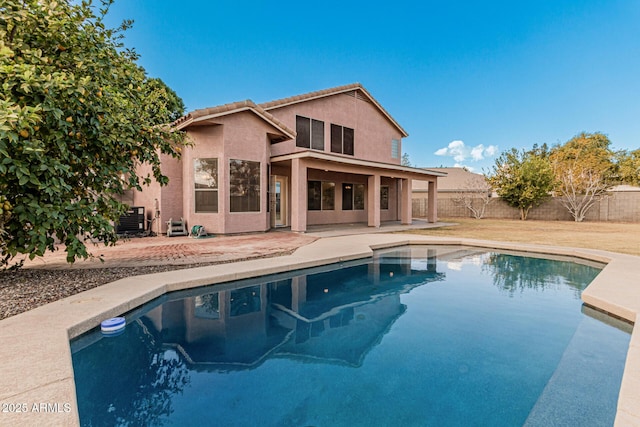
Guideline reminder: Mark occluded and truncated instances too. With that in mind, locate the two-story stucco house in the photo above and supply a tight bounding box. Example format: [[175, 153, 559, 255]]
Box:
[[133, 83, 443, 235]]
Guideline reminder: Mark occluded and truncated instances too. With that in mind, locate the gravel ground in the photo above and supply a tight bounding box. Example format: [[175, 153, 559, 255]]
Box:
[[0, 252, 293, 320]]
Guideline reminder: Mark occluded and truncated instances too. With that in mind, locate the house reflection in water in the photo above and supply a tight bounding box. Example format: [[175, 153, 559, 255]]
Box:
[[141, 247, 445, 370]]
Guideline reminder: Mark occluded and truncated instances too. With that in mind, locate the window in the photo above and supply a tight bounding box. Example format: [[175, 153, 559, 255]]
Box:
[[391, 139, 400, 159], [342, 183, 365, 210], [308, 181, 321, 210], [380, 186, 389, 210], [230, 286, 261, 317], [312, 119, 324, 150], [342, 184, 352, 210], [296, 115, 324, 150], [308, 180, 335, 210], [322, 182, 335, 210], [229, 159, 261, 212], [194, 158, 218, 212], [330, 124, 354, 155], [194, 293, 220, 319], [354, 184, 365, 209]]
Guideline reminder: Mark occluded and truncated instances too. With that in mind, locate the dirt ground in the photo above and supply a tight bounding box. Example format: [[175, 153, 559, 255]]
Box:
[[406, 218, 640, 256]]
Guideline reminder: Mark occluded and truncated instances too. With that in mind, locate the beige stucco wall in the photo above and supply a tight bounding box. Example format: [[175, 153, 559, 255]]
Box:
[[222, 112, 271, 233], [181, 124, 225, 234], [182, 112, 273, 234], [267, 93, 404, 164], [160, 154, 184, 232], [132, 154, 182, 234], [413, 192, 640, 222], [135, 111, 280, 236]]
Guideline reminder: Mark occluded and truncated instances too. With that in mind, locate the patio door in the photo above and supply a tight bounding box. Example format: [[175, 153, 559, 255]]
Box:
[[272, 176, 288, 227]]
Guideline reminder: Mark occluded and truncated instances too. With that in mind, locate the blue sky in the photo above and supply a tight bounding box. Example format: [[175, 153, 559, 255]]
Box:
[[103, 0, 640, 172]]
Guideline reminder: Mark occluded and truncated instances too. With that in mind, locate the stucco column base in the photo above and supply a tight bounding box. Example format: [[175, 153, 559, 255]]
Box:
[[368, 174, 381, 227], [427, 180, 438, 223], [291, 158, 308, 232], [401, 178, 412, 225]]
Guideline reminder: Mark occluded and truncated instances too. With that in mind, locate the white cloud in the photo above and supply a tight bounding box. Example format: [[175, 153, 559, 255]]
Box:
[[470, 145, 485, 161], [435, 140, 498, 164], [446, 261, 463, 271], [484, 145, 498, 157], [435, 140, 467, 162], [453, 163, 476, 172]]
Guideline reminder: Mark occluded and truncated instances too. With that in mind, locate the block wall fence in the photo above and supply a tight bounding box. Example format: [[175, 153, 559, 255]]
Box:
[[413, 192, 640, 222]]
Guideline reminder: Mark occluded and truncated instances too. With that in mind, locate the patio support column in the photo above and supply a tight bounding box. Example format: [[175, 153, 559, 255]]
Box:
[[401, 178, 412, 225], [427, 180, 438, 223], [368, 174, 381, 228], [291, 158, 307, 232], [368, 258, 380, 286], [291, 276, 307, 313]]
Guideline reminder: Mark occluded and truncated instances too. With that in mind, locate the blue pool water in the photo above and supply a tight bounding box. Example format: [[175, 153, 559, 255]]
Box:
[[71, 246, 631, 427]]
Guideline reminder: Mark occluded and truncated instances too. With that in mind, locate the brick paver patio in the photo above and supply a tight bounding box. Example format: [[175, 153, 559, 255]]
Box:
[[20, 232, 318, 269], [16, 220, 450, 270]]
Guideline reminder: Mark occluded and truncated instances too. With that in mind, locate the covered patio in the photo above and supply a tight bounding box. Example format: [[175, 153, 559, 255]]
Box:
[[270, 151, 445, 233]]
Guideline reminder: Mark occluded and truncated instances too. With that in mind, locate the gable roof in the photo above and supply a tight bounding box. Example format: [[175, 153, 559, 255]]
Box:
[[413, 167, 486, 192], [172, 100, 295, 140], [260, 83, 409, 138]]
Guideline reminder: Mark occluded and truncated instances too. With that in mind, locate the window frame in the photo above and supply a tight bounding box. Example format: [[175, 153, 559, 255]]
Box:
[[322, 182, 335, 210], [342, 183, 365, 211], [194, 158, 219, 213], [308, 180, 322, 211], [229, 159, 261, 213], [391, 139, 400, 159], [342, 183, 353, 210], [296, 115, 325, 151], [330, 123, 355, 156], [308, 180, 335, 210]]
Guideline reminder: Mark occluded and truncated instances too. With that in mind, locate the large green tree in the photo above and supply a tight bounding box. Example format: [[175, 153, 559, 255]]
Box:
[[0, 0, 185, 265], [549, 132, 617, 222], [487, 146, 555, 220], [616, 148, 640, 186]]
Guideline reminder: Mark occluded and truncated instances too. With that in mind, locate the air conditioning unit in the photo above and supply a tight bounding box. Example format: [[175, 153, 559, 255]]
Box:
[[116, 206, 145, 235]]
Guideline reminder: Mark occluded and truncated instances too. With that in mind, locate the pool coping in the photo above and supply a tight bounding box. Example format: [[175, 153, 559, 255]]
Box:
[[0, 233, 638, 426]]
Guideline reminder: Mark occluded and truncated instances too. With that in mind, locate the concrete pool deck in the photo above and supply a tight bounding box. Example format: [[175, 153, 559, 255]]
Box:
[[0, 232, 639, 426]]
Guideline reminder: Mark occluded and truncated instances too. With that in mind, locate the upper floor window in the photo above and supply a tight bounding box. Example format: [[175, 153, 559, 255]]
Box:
[[330, 124, 354, 155], [391, 139, 400, 159], [296, 115, 324, 150], [229, 159, 261, 212], [194, 158, 218, 213]]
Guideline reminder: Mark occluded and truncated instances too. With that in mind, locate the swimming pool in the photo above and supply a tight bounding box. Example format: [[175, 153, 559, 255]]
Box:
[[71, 246, 631, 426]]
